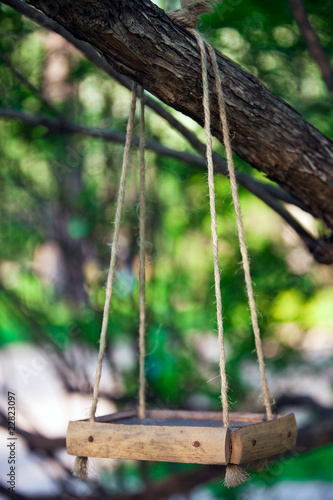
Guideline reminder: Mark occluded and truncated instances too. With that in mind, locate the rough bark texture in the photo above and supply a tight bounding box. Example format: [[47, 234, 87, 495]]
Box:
[[27, 0, 333, 228]]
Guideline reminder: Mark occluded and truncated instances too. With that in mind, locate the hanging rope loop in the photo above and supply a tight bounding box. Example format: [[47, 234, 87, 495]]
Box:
[[169, 0, 273, 421], [191, 29, 230, 430], [205, 42, 273, 422], [73, 83, 138, 477], [89, 83, 138, 424]]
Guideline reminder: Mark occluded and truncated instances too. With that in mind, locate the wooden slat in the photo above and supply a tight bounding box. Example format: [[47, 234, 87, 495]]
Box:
[[94, 409, 271, 424], [230, 413, 297, 464], [147, 409, 267, 423], [67, 420, 231, 464]]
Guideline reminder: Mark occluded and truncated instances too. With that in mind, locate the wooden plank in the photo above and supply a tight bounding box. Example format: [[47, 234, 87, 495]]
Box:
[[67, 420, 231, 464], [230, 413, 297, 464]]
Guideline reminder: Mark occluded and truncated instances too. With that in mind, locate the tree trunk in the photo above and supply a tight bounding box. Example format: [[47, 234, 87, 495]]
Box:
[[27, 0, 333, 229]]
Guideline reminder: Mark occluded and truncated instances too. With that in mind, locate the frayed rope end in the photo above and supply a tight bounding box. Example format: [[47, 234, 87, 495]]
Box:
[[224, 464, 249, 488], [73, 456, 89, 479]]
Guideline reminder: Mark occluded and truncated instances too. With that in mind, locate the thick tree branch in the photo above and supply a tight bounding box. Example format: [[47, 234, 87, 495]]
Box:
[[289, 0, 333, 96], [1, 0, 333, 262], [9, 0, 333, 230]]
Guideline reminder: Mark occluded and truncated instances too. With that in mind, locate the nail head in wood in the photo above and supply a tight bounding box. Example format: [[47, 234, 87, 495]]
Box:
[[193, 441, 200, 447], [88, 435, 94, 442]]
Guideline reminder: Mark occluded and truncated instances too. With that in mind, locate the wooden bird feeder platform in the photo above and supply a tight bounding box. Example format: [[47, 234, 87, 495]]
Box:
[[67, 409, 297, 465]]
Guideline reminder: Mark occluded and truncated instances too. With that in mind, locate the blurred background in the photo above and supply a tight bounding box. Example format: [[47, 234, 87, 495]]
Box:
[[0, 0, 332, 498]]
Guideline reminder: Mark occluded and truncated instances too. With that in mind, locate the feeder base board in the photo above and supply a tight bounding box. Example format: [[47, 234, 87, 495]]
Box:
[[66, 409, 297, 465]]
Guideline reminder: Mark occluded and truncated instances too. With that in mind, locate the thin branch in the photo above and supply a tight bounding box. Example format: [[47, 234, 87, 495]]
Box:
[[0, 108, 304, 208], [0, 410, 65, 452], [276, 394, 333, 417], [1, 106, 330, 262], [289, 0, 333, 95], [0, 50, 64, 118], [0, 107, 211, 167], [0, 104, 304, 209]]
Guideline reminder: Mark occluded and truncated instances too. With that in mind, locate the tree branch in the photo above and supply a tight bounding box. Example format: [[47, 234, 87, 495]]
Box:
[[276, 393, 333, 417], [0, 50, 64, 118], [0, 1, 323, 225], [0, 410, 65, 453], [8, 0, 333, 230], [0, 108, 208, 166], [0, 108, 306, 209], [3, 106, 331, 262], [1, 0, 333, 262], [289, 0, 333, 96]]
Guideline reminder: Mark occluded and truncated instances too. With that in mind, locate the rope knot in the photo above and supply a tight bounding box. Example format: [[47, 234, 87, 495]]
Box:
[[168, 0, 216, 28]]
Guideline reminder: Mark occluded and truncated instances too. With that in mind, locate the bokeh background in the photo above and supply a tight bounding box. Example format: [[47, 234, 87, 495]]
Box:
[[0, 0, 332, 498]]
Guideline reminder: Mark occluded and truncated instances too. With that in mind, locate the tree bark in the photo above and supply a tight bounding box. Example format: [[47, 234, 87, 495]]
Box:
[[26, 0, 333, 228]]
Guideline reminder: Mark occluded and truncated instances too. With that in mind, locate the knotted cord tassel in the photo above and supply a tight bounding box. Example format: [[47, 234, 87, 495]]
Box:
[[73, 456, 88, 479], [224, 464, 249, 488]]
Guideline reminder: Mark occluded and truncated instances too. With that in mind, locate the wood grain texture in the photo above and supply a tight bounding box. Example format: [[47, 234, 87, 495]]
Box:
[[67, 420, 231, 464], [67, 411, 297, 465], [230, 413, 297, 464], [26, 0, 333, 229]]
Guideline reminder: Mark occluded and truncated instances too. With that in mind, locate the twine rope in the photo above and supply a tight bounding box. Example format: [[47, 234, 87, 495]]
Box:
[[168, 0, 215, 28], [189, 23, 272, 485], [192, 29, 230, 429], [138, 87, 147, 420], [206, 43, 273, 421], [89, 84, 138, 423]]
